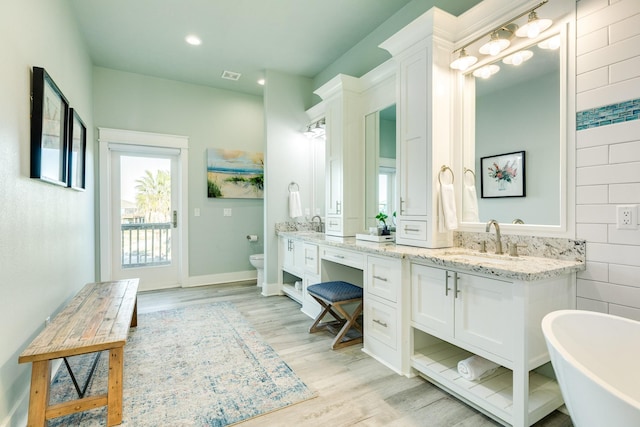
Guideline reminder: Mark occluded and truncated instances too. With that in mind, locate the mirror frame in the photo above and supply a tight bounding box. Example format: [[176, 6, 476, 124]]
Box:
[[456, 16, 576, 238], [360, 61, 396, 228]]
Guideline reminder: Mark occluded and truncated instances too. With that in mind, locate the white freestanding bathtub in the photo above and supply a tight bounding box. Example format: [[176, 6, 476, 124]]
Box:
[[542, 310, 640, 427]]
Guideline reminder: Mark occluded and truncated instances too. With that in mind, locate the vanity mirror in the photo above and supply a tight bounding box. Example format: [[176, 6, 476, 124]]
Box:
[[460, 25, 573, 234], [365, 104, 397, 228]]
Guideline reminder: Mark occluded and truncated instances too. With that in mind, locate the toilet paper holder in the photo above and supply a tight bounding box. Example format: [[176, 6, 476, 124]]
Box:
[[246, 234, 258, 242]]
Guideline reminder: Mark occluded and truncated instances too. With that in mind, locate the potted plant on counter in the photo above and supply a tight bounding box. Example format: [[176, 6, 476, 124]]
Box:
[[376, 212, 391, 235]]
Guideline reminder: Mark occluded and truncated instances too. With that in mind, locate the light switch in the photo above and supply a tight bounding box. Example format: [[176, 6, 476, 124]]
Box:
[[223, 208, 232, 217], [194, 208, 200, 217]]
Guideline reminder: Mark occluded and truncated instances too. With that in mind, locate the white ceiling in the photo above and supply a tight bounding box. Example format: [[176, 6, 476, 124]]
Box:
[[69, 0, 482, 96]]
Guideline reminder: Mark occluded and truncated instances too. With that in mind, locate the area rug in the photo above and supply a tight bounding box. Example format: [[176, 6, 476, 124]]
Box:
[[48, 302, 315, 426]]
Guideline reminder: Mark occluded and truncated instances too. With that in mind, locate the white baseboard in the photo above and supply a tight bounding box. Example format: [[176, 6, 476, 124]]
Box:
[[186, 270, 257, 288]]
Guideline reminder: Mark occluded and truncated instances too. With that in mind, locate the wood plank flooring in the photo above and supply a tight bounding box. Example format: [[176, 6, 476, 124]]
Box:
[[137, 281, 573, 427]]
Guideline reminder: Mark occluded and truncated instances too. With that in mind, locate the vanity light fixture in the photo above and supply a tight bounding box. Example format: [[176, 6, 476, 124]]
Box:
[[303, 125, 314, 139], [473, 64, 500, 79], [479, 30, 511, 56], [303, 118, 326, 139], [503, 50, 533, 66], [449, 0, 550, 70], [538, 34, 561, 50], [450, 48, 478, 71], [515, 10, 552, 39]]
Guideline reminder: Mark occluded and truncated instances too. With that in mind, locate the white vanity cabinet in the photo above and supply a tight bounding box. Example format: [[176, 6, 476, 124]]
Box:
[[411, 264, 513, 361], [410, 262, 576, 427], [380, 9, 455, 249], [362, 255, 407, 374], [314, 75, 364, 237]]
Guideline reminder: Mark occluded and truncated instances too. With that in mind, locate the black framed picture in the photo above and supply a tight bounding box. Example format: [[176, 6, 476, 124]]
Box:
[[30, 67, 69, 186], [480, 151, 526, 198], [67, 108, 86, 190]]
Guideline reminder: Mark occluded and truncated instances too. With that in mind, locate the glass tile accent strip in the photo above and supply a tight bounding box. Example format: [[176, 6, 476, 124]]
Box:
[[577, 98, 640, 130]]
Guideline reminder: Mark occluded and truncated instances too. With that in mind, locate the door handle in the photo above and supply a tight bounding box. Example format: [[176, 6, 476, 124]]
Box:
[[172, 210, 178, 228]]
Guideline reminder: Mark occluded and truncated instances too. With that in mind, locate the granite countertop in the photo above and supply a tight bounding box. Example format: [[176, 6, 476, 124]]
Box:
[[278, 231, 586, 282]]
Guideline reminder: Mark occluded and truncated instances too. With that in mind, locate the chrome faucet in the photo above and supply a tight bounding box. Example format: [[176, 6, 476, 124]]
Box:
[[311, 215, 324, 233], [485, 219, 503, 255]]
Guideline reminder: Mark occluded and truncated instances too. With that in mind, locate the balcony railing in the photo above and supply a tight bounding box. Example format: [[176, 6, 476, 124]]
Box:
[[121, 222, 171, 268]]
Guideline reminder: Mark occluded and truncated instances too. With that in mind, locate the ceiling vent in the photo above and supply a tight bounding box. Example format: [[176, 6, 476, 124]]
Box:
[[221, 70, 241, 81]]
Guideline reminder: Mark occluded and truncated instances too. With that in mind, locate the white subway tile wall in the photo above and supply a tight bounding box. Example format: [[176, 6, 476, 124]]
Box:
[[576, 0, 640, 320]]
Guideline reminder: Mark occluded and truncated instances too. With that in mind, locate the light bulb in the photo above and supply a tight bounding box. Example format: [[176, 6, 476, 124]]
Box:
[[503, 50, 533, 66], [450, 48, 478, 71]]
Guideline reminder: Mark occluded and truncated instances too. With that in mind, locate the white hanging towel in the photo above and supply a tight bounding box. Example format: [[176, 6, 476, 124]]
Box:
[[457, 355, 500, 381], [462, 183, 480, 222], [289, 190, 303, 218], [438, 183, 458, 232]]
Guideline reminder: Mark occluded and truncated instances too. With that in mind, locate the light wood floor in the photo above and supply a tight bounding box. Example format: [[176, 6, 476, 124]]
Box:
[[137, 281, 573, 427]]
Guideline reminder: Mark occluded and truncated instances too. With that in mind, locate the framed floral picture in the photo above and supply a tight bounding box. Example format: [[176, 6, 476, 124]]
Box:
[[480, 151, 525, 198]]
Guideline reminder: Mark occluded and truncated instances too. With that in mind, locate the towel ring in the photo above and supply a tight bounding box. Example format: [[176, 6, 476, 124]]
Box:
[[438, 165, 454, 185], [464, 168, 476, 183], [288, 182, 299, 193]]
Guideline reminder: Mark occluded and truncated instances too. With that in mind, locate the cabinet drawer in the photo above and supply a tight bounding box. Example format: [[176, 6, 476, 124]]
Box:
[[365, 297, 397, 351], [396, 220, 427, 241], [321, 246, 364, 270], [303, 243, 318, 275], [367, 256, 401, 303]]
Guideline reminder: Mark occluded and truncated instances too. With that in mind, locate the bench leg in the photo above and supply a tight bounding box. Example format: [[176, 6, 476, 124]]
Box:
[[26, 360, 50, 427], [107, 347, 124, 426], [130, 298, 138, 328]]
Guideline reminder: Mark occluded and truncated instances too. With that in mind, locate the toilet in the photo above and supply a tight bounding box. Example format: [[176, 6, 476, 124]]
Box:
[[249, 254, 264, 287]]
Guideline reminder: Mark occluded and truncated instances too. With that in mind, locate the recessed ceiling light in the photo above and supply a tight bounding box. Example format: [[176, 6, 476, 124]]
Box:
[[257, 79, 265, 86], [185, 35, 202, 46]]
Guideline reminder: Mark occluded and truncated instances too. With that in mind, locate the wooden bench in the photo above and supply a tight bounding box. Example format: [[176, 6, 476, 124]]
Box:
[[18, 279, 139, 427]]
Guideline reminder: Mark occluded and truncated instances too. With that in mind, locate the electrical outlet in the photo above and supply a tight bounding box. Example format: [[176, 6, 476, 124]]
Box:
[[223, 208, 232, 217], [616, 205, 638, 230]]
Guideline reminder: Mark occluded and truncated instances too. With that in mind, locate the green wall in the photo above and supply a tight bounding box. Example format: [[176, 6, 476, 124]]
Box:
[[0, 1, 95, 424], [93, 68, 265, 281]]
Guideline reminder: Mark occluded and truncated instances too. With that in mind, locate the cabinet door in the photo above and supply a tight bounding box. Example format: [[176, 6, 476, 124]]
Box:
[[454, 272, 513, 360], [398, 50, 428, 218], [411, 264, 454, 338], [282, 238, 304, 276], [303, 243, 318, 275], [326, 102, 343, 218]]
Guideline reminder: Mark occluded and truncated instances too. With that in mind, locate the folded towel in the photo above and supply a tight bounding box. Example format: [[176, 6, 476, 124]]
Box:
[[457, 355, 500, 381], [438, 183, 458, 232], [289, 190, 302, 218], [462, 183, 480, 222]]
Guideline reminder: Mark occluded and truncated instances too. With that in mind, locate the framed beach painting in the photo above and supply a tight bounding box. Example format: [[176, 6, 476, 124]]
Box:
[[67, 108, 87, 190], [480, 151, 525, 198], [30, 66, 69, 186], [206, 148, 264, 198]]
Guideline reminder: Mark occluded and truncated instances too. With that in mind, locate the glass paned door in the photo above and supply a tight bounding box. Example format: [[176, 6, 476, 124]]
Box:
[[110, 149, 180, 290]]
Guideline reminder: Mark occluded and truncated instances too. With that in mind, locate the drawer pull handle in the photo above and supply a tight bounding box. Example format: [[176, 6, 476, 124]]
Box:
[[333, 254, 345, 259], [305, 256, 315, 261], [404, 227, 420, 232], [373, 275, 388, 282], [373, 319, 388, 328]]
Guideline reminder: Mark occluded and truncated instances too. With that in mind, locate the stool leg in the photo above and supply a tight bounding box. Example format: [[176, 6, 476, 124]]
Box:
[[331, 301, 364, 350], [308, 296, 345, 333]]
